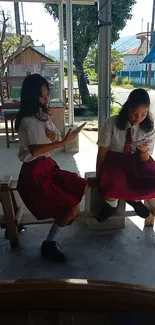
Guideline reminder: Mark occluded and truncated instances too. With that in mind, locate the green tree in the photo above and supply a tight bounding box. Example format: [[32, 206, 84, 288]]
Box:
[[85, 47, 97, 71], [0, 11, 21, 103], [111, 49, 123, 72], [95, 48, 123, 74], [0, 11, 35, 103], [83, 46, 98, 82], [45, 0, 135, 104]]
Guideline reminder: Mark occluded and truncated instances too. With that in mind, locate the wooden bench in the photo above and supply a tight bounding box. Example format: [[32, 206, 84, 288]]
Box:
[[0, 176, 61, 248], [0, 176, 23, 248], [83, 172, 155, 230], [0, 173, 155, 249]]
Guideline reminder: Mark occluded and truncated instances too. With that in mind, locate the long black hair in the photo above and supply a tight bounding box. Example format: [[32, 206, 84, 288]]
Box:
[[116, 88, 154, 132], [15, 74, 50, 131]]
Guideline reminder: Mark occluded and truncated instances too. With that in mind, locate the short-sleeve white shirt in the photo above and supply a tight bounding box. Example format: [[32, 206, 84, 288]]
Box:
[[18, 115, 61, 163], [97, 115, 155, 155]]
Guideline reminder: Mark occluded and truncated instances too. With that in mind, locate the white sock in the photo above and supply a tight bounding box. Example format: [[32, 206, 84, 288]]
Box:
[[105, 200, 118, 208], [46, 222, 64, 243]]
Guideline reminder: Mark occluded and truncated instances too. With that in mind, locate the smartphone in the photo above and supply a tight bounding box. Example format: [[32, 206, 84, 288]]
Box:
[[72, 122, 87, 134]]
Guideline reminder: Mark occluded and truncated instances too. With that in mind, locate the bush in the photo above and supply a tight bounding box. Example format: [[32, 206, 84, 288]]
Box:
[[122, 77, 130, 85], [111, 105, 121, 116], [112, 76, 122, 86], [122, 77, 133, 89], [112, 76, 134, 89], [86, 91, 121, 117], [87, 93, 98, 115]]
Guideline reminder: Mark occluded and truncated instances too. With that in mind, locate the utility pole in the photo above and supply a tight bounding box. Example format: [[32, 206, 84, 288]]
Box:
[[24, 21, 32, 35], [141, 18, 144, 32], [59, 1, 64, 101], [98, 0, 111, 131], [145, 22, 149, 86], [14, 2, 21, 35], [66, 0, 74, 126], [148, 0, 155, 88], [21, 2, 25, 26]]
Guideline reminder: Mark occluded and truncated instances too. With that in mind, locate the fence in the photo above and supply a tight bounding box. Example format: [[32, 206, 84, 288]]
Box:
[[117, 70, 155, 87]]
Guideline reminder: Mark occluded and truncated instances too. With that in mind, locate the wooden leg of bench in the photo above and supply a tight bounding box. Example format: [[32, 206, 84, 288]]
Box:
[[144, 200, 155, 227], [11, 190, 18, 215], [1, 190, 19, 248], [117, 200, 126, 213]]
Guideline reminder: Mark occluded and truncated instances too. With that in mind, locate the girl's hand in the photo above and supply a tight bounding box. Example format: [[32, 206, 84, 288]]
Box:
[[136, 143, 149, 153], [46, 131, 59, 142], [64, 128, 78, 144]]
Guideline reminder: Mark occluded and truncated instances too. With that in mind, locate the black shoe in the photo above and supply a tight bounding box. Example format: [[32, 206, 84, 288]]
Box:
[[67, 220, 74, 226], [126, 201, 150, 219], [41, 241, 67, 263], [96, 201, 118, 223]]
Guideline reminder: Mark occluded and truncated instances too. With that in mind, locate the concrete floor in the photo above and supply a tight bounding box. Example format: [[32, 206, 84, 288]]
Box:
[[0, 131, 155, 286], [1, 219, 155, 285]]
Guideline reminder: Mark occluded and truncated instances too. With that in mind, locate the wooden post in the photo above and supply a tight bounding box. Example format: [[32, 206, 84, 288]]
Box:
[[0, 176, 19, 248], [11, 120, 14, 138], [144, 200, 155, 227], [4, 115, 10, 148]]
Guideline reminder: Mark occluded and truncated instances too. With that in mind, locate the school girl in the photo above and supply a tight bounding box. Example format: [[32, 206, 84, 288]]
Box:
[[15, 74, 88, 262], [96, 88, 155, 222]]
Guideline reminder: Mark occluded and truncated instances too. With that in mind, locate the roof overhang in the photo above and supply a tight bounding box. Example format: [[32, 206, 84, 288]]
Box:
[[0, 0, 97, 4]]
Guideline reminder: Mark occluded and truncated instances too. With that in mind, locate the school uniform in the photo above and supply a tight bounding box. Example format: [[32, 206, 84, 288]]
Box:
[[17, 114, 86, 221], [97, 115, 155, 201]]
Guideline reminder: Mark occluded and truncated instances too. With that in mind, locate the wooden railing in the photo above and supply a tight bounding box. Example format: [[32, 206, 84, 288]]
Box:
[[0, 279, 155, 324]]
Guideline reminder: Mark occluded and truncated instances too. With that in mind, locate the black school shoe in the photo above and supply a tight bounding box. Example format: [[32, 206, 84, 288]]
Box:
[[96, 200, 118, 223], [41, 241, 67, 263], [126, 201, 150, 219], [67, 219, 74, 226]]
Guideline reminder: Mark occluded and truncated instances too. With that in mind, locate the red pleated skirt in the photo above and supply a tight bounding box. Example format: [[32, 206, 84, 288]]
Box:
[[17, 157, 87, 220], [100, 151, 155, 200]]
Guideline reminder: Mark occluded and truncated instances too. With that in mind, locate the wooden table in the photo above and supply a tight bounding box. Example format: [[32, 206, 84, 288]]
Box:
[[1, 108, 19, 148], [1, 99, 20, 148]]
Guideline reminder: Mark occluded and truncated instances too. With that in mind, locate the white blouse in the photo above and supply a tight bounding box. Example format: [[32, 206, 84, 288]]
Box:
[[97, 115, 155, 155], [18, 115, 61, 163]]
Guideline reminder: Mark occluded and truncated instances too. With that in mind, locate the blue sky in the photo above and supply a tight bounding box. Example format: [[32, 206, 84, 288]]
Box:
[[0, 0, 153, 51]]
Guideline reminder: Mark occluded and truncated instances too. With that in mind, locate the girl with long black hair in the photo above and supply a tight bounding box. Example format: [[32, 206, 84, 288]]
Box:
[[96, 88, 155, 222], [16, 74, 88, 262]]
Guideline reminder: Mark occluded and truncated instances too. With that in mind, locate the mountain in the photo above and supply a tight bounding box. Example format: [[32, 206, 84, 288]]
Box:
[[46, 36, 140, 59], [112, 35, 140, 52], [46, 49, 67, 60]]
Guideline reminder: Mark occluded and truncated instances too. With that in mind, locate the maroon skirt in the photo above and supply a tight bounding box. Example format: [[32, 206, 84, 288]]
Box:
[[100, 151, 155, 200], [17, 157, 87, 220]]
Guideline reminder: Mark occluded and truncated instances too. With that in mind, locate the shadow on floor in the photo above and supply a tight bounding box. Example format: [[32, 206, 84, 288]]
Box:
[[0, 217, 155, 286]]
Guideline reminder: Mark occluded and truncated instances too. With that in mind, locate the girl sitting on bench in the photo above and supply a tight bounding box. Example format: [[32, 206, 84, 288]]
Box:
[[96, 88, 155, 222], [15, 74, 88, 262]]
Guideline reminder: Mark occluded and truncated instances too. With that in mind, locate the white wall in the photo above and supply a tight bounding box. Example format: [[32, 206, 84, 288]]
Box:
[[123, 54, 143, 71], [123, 54, 155, 71]]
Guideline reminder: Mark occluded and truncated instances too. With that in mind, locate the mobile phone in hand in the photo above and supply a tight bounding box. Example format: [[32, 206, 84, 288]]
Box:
[[72, 122, 87, 134]]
